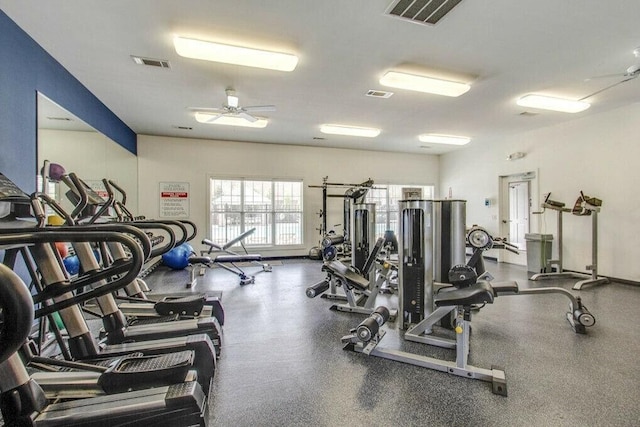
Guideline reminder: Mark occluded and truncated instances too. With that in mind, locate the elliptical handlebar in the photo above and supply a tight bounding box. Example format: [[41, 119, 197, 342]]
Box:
[[180, 219, 198, 242], [64, 173, 89, 220], [0, 228, 145, 317]]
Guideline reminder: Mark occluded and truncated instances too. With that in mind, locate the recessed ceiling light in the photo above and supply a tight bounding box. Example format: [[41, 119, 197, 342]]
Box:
[[195, 112, 268, 128], [320, 124, 381, 138], [380, 71, 470, 97], [173, 36, 298, 72], [418, 134, 471, 145], [516, 95, 590, 113]]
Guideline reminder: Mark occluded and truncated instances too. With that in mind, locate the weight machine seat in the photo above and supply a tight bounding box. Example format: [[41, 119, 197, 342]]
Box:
[[321, 260, 369, 291], [187, 256, 213, 266], [434, 280, 495, 307], [215, 254, 261, 263]]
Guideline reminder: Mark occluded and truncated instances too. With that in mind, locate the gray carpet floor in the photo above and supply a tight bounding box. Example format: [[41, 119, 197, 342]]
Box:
[[143, 258, 639, 427]]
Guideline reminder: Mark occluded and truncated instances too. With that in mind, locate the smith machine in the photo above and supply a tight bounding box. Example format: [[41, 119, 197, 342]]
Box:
[[308, 177, 380, 261]]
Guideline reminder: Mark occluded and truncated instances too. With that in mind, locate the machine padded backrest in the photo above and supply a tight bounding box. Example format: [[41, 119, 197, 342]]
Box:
[[361, 237, 385, 275]]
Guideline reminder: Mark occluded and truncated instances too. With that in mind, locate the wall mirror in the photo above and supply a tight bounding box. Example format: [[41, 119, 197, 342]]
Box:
[[36, 92, 138, 215]]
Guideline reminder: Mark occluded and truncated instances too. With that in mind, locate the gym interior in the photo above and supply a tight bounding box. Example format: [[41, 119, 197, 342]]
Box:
[[1, 1, 640, 426]]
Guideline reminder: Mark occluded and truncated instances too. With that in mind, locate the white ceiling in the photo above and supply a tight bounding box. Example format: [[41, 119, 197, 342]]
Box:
[[3, 0, 640, 155]]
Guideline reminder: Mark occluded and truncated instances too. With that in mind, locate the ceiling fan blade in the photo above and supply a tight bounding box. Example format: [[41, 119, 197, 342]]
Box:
[[237, 112, 258, 122], [581, 76, 637, 100], [194, 111, 222, 123], [242, 105, 276, 112], [188, 107, 226, 113], [584, 73, 625, 82]]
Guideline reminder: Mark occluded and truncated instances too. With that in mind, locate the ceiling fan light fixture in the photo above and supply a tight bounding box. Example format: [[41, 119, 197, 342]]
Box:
[[418, 134, 470, 145], [320, 124, 381, 138], [516, 95, 590, 113], [173, 36, 298, 72], [194, 112, 268, 128], [380, 71, 470, 97], [227, 95, 239, 108]]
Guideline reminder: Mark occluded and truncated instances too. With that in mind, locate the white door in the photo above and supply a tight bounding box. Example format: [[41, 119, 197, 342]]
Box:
[[509, 181, 530, 250]]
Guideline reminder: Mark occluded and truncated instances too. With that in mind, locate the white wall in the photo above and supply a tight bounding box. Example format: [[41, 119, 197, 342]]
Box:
[[38, 128, 139, 212], [440, 103, 640, 281], [137, 135, 439, 256]]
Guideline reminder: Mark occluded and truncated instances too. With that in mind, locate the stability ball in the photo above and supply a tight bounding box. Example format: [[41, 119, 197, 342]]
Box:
[[63, 255, 80, 276], [162, 245, 190, 270]]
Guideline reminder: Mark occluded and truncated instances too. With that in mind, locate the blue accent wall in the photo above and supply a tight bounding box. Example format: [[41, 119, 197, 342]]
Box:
[[0, 9, 136, 193]]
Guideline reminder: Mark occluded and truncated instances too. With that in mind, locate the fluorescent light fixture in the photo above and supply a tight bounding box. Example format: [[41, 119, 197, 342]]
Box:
[[320, 124, 380, 138], [418, 134, 470, 145], [516, 95, 590, 113], [194, 112, 268, 128], [380, 71, 470, 97], [174, 36, 298, 72]]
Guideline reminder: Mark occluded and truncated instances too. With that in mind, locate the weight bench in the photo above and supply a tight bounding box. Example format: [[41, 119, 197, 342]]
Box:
[[200, 230, 271, 285], [212, 253, 263, 285]]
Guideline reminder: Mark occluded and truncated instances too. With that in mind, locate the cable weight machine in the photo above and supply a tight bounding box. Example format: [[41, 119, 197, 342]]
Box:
[[308, 177, 383, 261]]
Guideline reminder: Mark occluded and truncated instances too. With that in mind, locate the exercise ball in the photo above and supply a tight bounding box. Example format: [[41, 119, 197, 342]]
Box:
[[162, 246, 190, 270], [181, 243, 195, 256], [63, 255, 80, 276], [54, 242, 68, 258], [47, 215, 65, 226], [48, 163, 66, 181], [50, 312, 65, 331]]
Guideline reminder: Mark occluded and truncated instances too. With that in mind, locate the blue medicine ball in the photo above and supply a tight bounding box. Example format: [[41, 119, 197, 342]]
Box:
[[181, 243, 195, 256], [63, 255, 80, 275], [162, 246, 190, 270]]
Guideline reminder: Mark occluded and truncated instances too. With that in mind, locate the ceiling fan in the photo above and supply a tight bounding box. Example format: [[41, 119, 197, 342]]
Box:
[[189, 88, 276, 123], [582, 48, 640, 99]]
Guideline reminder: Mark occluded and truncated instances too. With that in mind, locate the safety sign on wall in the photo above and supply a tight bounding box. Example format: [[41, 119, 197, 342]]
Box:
[[84, 180, 109, 199], [159, 181, 190, 218]]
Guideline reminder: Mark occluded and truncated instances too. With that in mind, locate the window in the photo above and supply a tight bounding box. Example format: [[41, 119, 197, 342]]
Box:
[[365, 184, 435, 237], [209, 177, 303, 247]]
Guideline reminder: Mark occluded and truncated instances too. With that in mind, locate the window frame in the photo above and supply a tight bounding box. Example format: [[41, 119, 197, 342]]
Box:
[[365, 183, 435, 237], [207, 175, 304, 249]]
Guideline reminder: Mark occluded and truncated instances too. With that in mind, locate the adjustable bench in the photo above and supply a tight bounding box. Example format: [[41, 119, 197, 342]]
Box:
[[200, 232, 272, 285]]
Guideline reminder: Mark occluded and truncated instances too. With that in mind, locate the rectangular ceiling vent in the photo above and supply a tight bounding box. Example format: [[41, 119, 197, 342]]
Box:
[[386, 0, 464, 26], [46, 116, 72, 121], [131, 55, 171, 68], [366, 89, 394, 98]]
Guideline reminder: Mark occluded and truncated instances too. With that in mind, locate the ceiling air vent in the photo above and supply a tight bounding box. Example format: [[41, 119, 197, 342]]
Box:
[[131, 55, 171, 68], [46, 117, 72, 121], [387, 0, 464, 26], [366, 90, 394, 98]]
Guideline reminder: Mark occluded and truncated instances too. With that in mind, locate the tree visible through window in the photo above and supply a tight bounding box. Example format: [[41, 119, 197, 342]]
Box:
[[365, 184, 434, 237], [209, 178, 303, 247]]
